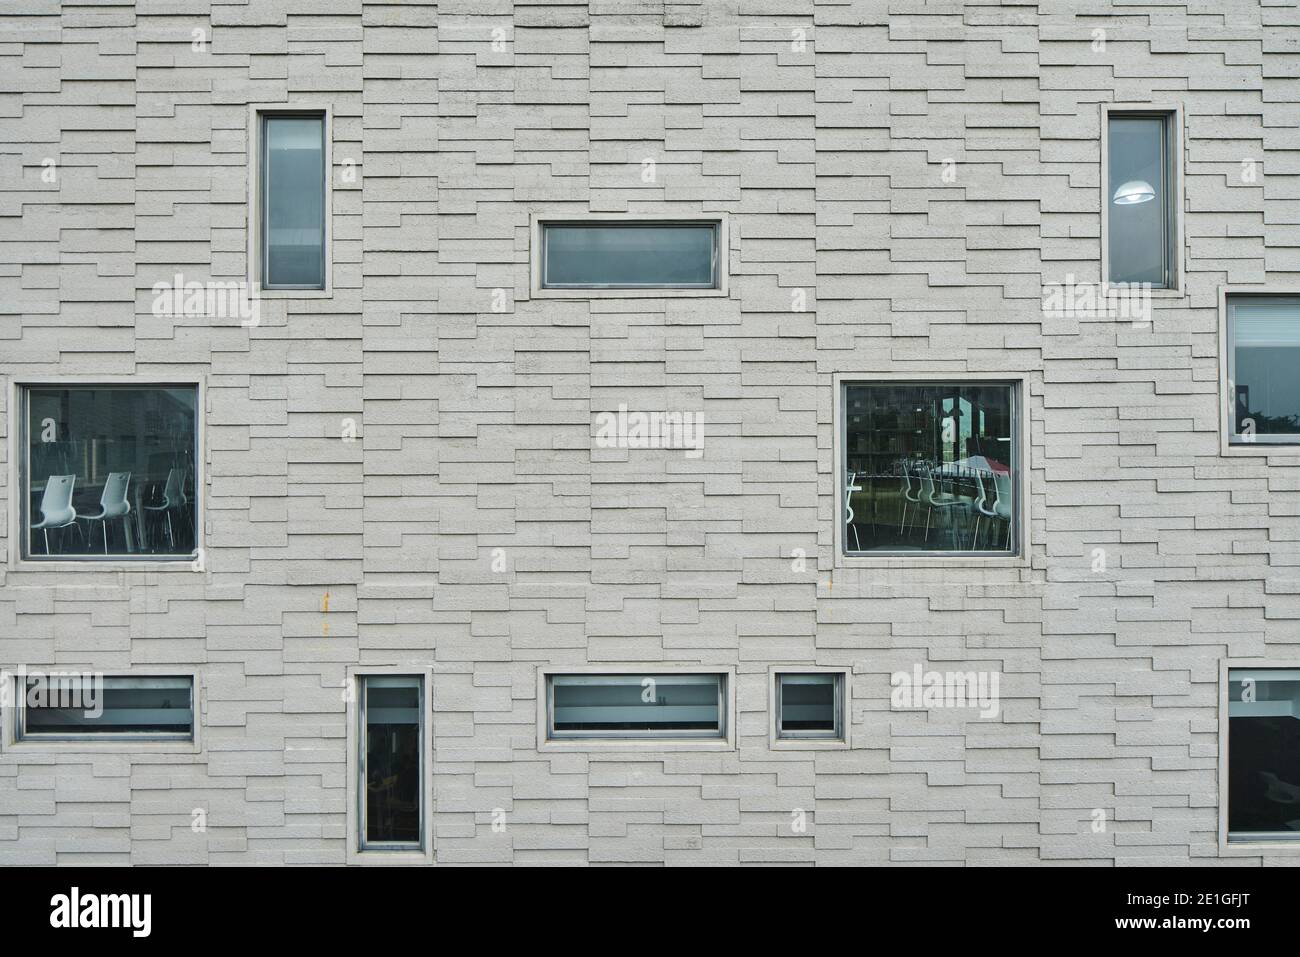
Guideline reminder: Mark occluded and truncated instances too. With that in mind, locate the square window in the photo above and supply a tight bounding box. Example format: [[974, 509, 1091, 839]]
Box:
[[1226, 295, 1300, 444], [358, 675, 425, 851], [17, 675, 194, 741], [546, 673, 727, 740], [260, 112, 326, 290], [1104, 109, 1179, 289], [775, 672, 845, 741], [841, 381, 1019, 556], [1226, 668, 1300, 842], [21, 384, 199, 561], [540, 221, 720, 289]]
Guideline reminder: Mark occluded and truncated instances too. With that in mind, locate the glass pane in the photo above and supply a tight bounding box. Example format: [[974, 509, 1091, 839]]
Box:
[[264, 115, 325, 288], [25, 386, 199, 559], [551, 674, 723, 735], [23, 676, 193, 737], [1230, 296, 1300, 440], [843, 383, 1016, 554], [779, 674, 838, 735], [363, 676, 421, 845], [544, 224, 716, 287], [1227, 670, 1300, 839], [1107, 115, 1169, 286]]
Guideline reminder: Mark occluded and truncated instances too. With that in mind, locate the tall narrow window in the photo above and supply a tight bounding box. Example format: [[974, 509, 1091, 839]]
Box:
[[1105, 110, 1177, 288], [21, 384, 199, 560], [1226, 669, 1300, 842], [541, 222, 719, 289], [17, 675, 194, 740], [546, 673, 726, 739], [359, 675, 424, 850], [841, 381, 1019, 556], [261, 113, 326, 289], [1226, 295, 1300, 444]]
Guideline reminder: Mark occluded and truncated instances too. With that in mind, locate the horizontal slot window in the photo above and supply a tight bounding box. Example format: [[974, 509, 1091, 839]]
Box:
[[18, 675, 194, 740], [541, 222, 719, 289], [547, 673, 726, 739]]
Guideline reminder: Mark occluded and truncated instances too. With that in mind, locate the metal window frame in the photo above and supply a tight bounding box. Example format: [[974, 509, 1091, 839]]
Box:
[[16, 381, 203, 564], [774, 671, 844, 741], [16, 674, 195, 743], [838, 378, 1022, 560], [545, 672, 727, 740], [539, 220, 721, 290], [357, 673, 426, 853], [259, 111, 328, 291], [1224, 292, 1300, 446], [1218, 661, 1300, 853]]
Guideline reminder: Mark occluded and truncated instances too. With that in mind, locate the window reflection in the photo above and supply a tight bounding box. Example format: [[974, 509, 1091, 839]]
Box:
[[1228, 670, 1300, 840], [843, 383, 1016, 554], [1229, 296, 1300, 443], [25, 386, 198, 559], [362, 676, 422, 848]]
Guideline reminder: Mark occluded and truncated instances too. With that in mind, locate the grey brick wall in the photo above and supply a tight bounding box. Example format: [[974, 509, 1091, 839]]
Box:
[[1, 0, 1298, 865]]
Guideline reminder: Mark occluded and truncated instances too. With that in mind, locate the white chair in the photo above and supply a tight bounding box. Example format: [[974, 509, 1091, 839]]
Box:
[[972, 470, 997, 550], [31, 474, 79, 555], [919, 464, 965, 547], [992, 472, 1013, 549], [899, 461, 922, 538], [81, 471, 131, 554], [144, 468, 186, 550], [845, 471, 862, 551]]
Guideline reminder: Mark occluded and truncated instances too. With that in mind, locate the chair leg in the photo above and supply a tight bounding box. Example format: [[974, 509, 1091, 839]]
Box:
[[43, 528, 49, 554], [924, 507, 932, 541], [166, 512, 175, 549]]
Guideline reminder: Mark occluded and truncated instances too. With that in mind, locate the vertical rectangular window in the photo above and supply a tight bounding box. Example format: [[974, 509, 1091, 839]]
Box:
[[842, 382, 1018, 555], [18, 675, 194, 740], [547, 673, 726, 739], [1226, 295, 1300, 444], [359, 675, 424, 850], [261, 113, 326, 289], [775, 673, 844, 740], [22, 385, 199, 560], [1227, 669, 1300, 842], [1106, 111, 1176, 288], [541, 222, 719, 289]]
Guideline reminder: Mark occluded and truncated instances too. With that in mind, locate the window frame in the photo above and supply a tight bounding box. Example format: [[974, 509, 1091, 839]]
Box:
[[1218, 659, 1300, 856], [833, 373, 1028, 567], [1, 668, 202, 756], [345, 666, 433, 865], [1217, 286, 1300, 456], [8, 377, 206, 571], [770, 666, 851, 750], [529, 212, 730, 299], [536, 666, 737, 752], [1099, 102, 1184, 296], [248, 103, 333, 298]]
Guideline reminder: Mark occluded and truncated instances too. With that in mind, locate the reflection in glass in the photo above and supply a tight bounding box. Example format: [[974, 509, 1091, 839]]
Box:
[[777, 673, 841, 738], [21, 676, 194, 738], [1228, 670, 1300, 840], [362, 676, 422, 847], [543, 224, 717, 288], [843, 382, 1016, 554], [550, 674, 724, 737], [263, 115, 325, 288], [25, 386, 198, 559], [1229, 296, 1300, 442], [1107, 114, 1171, 287]]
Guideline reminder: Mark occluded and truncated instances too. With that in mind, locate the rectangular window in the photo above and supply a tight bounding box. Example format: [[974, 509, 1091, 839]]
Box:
[[842, 381, 1018, 556], [17, 675, 194, 741], [21, 384, 199, 560], [775, 673, 845, 741], [546, 673, 726, 739], [359, 675, 424, 850], [261, 113, 326, 289], [1105, 110, 1177, 288], [1226, 295, 1300, 444], [1226, 668, 1300, 842], [541, 222, 719, 289]]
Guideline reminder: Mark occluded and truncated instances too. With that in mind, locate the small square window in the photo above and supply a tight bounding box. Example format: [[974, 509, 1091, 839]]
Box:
[[17, 675, 194, 741], [546, 673, 727, 740], [21, 384, 199, 561], [775, 672, 845, 741], [1103, 108, 1179, 289], [1226, 295, 1300, 445], [540, 221, 720, 289], [1226, 668, 1300, 843]]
